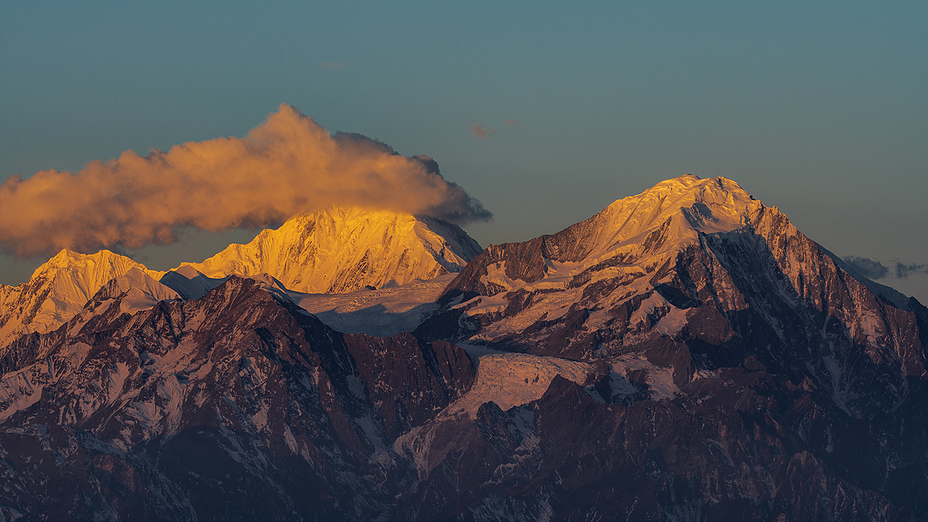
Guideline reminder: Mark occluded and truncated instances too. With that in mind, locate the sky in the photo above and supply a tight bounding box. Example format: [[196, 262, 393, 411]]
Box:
[[1, 1, 927, 303]]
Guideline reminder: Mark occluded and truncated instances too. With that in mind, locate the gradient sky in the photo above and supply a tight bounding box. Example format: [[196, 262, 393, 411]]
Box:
[[2, 1, 927, 302]]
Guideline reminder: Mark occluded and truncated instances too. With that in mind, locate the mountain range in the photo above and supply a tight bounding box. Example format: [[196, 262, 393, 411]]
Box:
[[0, 208, 480, 349], [1, 176, 927, 521]]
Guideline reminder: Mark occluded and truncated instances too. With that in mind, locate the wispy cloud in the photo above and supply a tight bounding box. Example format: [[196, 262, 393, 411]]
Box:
[[895, 262, 928, 279], [843, 256, 889, 279], [843, 256, 928, 280], [322, 61, 346, 70], [0, 104, 490, 257], [471, 123, 496, 140], [504, 118, 519, 126]]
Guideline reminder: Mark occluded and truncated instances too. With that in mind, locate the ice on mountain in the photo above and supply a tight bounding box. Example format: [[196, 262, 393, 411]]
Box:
[[293, 274, 455, 336], [446, 347, 594, 418], [611, 356, 679, 400]]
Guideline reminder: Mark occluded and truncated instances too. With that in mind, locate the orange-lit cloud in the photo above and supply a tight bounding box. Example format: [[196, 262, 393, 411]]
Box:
[[0, 104, 490, 257], [471, 123, 495, 139], [322, 61, 346, 70], [504, 118, 519, 126]]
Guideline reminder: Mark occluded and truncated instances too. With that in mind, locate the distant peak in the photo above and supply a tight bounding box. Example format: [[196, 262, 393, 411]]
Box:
[[38, 249, 123, 276], [670, 173, 702, 183], [47, 248, 83, 265], [176, 205, 482, 294], [562, 175, 764, 260]]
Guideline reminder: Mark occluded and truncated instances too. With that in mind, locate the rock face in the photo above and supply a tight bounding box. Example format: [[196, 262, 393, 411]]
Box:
[[416, 174, 928, 519], [176, 208, 483, 293], [2, 175, 928, 521], [0, 277, 476, 521], [436, 175, 926, 416]]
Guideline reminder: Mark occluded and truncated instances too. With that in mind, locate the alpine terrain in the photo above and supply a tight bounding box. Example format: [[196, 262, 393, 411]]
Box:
[[0, 250, 172, 349], [2, 175, 927, 521], [177, 207, 482, 293], [0, 208, 479, 349]]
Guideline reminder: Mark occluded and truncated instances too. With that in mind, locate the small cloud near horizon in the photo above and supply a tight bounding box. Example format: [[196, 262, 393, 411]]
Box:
[[504, 118, 519, 126], [843, 256, 928, 280], [322, 61, 346, 70], [471, 123, 496, 140]]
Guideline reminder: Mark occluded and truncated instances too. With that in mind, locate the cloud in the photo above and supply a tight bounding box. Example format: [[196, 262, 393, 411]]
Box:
[[843, 256, 889, 279], [504, 119, 519, 126], [843, 256, 928, 280], [895, 262, 928, 279], [471, 123, 496, 140], [322, 61, 346, 70], [0, 104, 491, 257]]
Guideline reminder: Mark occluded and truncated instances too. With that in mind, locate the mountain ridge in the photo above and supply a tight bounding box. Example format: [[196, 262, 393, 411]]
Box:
[[0, 208, 482, 351], [2, 175, 928, 520], [426, 175, 926, 417], [440, 174, 760, 299], [176, 207, 482, 294], [0, 249, 166, 347]]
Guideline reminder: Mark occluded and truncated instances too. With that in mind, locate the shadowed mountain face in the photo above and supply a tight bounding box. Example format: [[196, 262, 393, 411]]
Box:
[[0, 277, 477, 520], [2, 175, 928, 521]]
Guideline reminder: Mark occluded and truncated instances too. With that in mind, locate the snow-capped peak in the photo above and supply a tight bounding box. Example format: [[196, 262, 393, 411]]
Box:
[[442, 175, 764, 303], [174, 207, 483, 293], [604, 175, 755, 225], [0, 207, 485, 350], [583, 174, 761, 261], [0, 249, 165, 347], [31, 249, 160, 296]]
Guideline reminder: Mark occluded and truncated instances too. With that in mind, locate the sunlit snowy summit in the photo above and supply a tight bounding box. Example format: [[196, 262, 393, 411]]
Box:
[[177, 207, 481, 293], [0, 208, 480, 348], [0, 249, 170, 345]]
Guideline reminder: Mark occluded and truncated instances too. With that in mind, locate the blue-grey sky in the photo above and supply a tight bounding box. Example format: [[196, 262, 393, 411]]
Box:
[[2, 1, 927, 302]]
